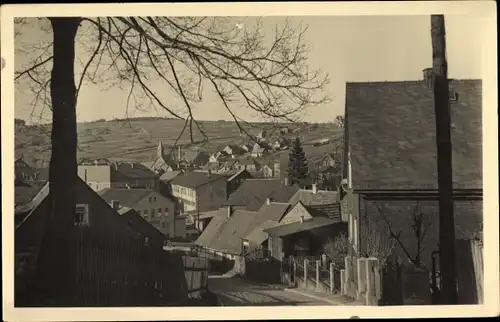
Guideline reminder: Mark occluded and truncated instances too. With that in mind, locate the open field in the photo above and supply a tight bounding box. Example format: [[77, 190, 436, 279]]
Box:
[[14, 117, 343, 166]]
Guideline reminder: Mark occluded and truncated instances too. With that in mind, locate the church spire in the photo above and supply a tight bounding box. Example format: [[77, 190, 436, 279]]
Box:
[[157, 140, 165, 159]]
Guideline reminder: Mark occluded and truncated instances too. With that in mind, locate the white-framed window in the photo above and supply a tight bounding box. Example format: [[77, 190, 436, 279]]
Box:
[[74, 204, 90, 227]]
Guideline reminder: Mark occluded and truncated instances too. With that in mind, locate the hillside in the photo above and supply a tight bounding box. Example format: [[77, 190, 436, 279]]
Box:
[[14, 117, 344, 167]]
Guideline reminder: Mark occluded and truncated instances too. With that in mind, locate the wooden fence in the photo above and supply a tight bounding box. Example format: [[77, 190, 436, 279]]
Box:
[[73, 229, 189, 306], [18, 229, 189, 307], [182, 256, 209, 298]]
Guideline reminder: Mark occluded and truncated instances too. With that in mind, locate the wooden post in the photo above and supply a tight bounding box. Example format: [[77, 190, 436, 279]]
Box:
[[330, 262, 335, 293], [344, 256, 351, 296], [340, 269, 346, 295], [357, 258, 367, 301], [430, 14, 458, 304], [315, 260, 320, 291], [304, 259, 309, 288], [293, 261, 297, 287], [365, 258, 377, 305]]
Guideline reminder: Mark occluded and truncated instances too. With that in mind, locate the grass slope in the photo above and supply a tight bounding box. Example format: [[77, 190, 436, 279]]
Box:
[[15, 118, 343, 166]]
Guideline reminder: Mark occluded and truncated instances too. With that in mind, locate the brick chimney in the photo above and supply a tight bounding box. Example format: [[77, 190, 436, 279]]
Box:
[[312, 183, 318, 194], [423, 68, 433, 88], [111, 200, 120, 210], [284, 177, 289, 186], [300, 216, 304, 223], [227, 205, 232, 218], [266, 197, 271, 205]]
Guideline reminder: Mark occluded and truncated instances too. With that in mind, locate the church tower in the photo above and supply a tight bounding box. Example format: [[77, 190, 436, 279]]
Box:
[[157, 140, 165, 159]]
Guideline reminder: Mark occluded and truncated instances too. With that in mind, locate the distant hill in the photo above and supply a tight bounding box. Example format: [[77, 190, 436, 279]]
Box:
[[14, 117, 343, 167]]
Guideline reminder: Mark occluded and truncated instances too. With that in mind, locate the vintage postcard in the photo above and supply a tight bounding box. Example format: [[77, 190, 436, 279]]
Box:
[[1, 1, 498, 321]]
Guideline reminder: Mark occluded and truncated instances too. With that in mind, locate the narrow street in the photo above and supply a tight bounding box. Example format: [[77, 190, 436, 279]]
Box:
[[208, 275, 335, 306]]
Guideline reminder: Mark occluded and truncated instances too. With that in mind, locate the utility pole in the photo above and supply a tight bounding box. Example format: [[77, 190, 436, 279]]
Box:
[[430, 14, 458, 304]]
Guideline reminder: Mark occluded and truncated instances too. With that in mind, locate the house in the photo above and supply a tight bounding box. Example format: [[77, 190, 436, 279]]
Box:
[[273, 137, 291, 151], [279, 127, 290, 135], [15, 157, 38, 182], [251, 184, 344, 259], [241, 143, 253, 153], [236, 157, 261, 173], [170, 171, 228, 212], [242, 200, 291, 254], [188, 209, 222, 233], [222, 144, 246, 157], [273, 161, 281, 178], [209, 150, 229, 163], [195, 206, 258, 259], [251, 142, 267, 158], [142, 141, 181, 175], [225, 169, 253, 197], [261, 164, 276, 178], [342, 69, 483, 304], [190, 151, 211, 167], [219, 160, 239, 173], [114, 205, 170, 246], [319, 153, 337, 170], [98, 188, 183, 238], [14, 177, 188, 306], [256, 130, 267, 140], [78, 162, 159, 192], [225, 178, 300, 212], [158, 170, 183, 195]]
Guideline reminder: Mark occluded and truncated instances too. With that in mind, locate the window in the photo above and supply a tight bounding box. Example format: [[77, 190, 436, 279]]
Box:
[[144, 209, 149, 218], [158, 208, 162, 214], [149, 197, 152, 203], [151, 208, 156, 218], [165, 208, 168, 213], [74, 204, 90, 227], [153, 197, 156, 202]]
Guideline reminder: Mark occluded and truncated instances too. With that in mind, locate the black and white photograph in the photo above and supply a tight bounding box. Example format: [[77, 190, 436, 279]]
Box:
[[1, 1, 498, 321]]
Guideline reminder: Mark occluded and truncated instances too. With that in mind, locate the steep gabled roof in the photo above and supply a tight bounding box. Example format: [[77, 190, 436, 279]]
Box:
[[195, 208, 228, 248], [170, 171, 226, 189], [208, 209, 258, 254], [98, 188, 163, 207], [115, 162, 158, 179], [263, 216, 341, 237], [225, 179, 298, 211], [159, 170, 182, 182], [243, 202, 291, 238], [345, 79, 482, 190]]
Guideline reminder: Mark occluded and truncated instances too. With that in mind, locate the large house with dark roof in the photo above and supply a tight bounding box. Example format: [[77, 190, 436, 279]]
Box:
[[224, 178, 299, 212], [342, 69, 483, 304], [170, 171, 228, 213], [14, 177, 188, 306]]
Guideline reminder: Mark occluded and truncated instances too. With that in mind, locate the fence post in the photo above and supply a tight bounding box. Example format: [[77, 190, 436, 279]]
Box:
[[373, 258, 381, 302], [330, 263, 335, 293], [340, 269, 346, 295], [293, 260, 297, 287], [344, 256, 352, 296], [315, 260, 320, 291], [357, 257, 367, 301], [304, 259, 309, 288], [365, 258, 378, 305]]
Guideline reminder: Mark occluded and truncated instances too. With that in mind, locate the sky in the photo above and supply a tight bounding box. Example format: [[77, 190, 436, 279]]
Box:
[[14, 15, 484, 124]]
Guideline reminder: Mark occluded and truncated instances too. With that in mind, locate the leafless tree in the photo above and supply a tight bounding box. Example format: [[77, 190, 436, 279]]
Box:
[[371, 201, 433, 268], [359, 215, 396, 269], [14, 16, 329, 304], [323, 232, 349, 269]]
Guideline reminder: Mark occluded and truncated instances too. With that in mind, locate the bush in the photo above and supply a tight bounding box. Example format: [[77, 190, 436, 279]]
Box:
[[323, 232, 349, 269]]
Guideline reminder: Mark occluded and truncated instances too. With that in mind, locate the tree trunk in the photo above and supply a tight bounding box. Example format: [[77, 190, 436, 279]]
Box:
[[430, 14, 458, 304], [31, 17, 80, 306]]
